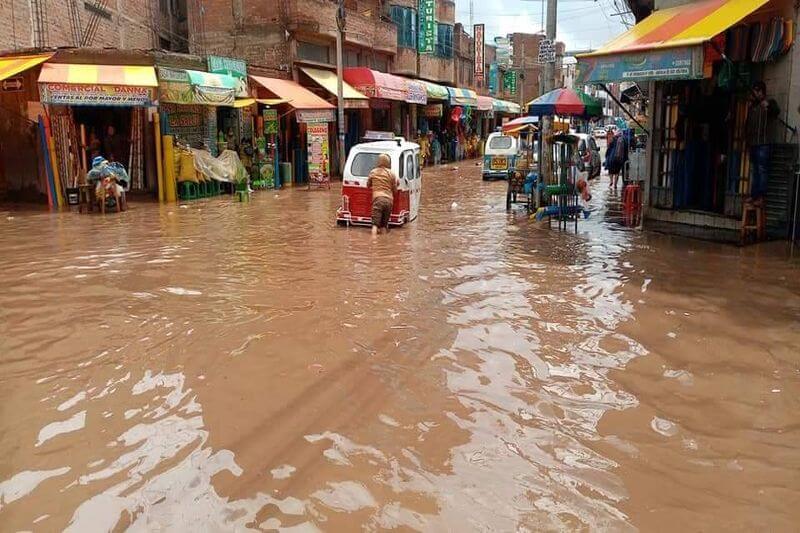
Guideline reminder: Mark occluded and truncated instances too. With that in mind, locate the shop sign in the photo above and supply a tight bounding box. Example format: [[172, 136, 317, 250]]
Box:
[[423, 104, 443, 118], [495, 37, 512, 68], [405, 82, 427, 105], [307, 122, 329, 186], [474, 24, 485, 84], [576, 46, 704, 84], [370, 99, 391, 110], [296, 109, 335, 123], [263, 109, 278, 134], [207, 55, 249, 97], [418, 0, 436, 54], [40, 83, 154, 106], [538, 38, 556, 64], [160, 102, 206, 146], [503, 71, 517, 95]]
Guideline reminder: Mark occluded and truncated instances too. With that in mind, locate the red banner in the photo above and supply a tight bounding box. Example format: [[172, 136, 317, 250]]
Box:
[[474, 24, 485, 84]]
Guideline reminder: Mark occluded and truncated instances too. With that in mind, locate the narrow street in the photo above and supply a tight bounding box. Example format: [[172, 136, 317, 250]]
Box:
[[1, 161, 799, 531]]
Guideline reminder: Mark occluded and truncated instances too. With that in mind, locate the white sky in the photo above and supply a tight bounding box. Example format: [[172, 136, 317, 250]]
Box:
[[454, 0, 633, 54]]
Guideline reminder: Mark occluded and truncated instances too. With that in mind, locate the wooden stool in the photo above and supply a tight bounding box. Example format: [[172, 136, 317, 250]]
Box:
[[78, 184, 95, 213], [741, 202, 765, 244]]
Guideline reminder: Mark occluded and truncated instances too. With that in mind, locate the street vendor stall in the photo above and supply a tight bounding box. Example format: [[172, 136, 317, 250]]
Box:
[[524, 87, 603, 229]]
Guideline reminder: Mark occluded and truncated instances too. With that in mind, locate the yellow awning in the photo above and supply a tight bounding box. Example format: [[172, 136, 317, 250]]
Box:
[[580, 0, 770, 57], [232, 98, 256, 108], [39, 63, 158, 87], [0, 53, 53, 81], [256, 98, 288, 106], [300, 67, 368, 101]]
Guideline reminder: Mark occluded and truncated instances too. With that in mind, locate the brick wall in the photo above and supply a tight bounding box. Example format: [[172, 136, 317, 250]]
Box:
[[437, 0, 455, 24], [1, 0, 157, 52]]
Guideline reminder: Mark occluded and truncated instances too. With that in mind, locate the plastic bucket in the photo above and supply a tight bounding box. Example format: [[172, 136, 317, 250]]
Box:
[[66, 187, 79, 206]]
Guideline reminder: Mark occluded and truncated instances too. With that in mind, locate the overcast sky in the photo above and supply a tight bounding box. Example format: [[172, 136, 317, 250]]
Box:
[[453, 0, 633, 55]]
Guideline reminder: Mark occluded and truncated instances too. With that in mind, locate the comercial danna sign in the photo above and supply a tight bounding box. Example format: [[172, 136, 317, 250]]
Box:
[[40, 83, 154, 106]]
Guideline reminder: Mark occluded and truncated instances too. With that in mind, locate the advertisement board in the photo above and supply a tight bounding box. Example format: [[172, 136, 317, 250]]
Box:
[[474, 24, 485, 84], [307, 123, 329, 186], [40, 83, 154, 106]]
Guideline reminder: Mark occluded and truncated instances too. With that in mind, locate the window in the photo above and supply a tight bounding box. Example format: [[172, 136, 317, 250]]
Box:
[[404, 151, 415, 180], [297, 41, 330, 64], [351, 153, 382, 177], [488, 135, 513, 150], [344, 50, 359, 67], [390, 5, 417, 49], [371, 55, 389, 72], [435, 24, 453, 58]]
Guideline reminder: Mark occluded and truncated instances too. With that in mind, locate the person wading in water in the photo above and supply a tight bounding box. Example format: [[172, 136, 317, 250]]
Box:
[[367, 153, 399, 237]]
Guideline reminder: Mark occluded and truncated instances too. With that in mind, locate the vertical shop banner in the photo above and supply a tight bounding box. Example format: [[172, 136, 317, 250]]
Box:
[[418, 0, 436, 54], [263, 109, 278, 134], [207, 55, 249, 97], [307, 123, 330, 186], [503, 71, 517, 95], [474, 24, 485, 84], [488, 64, 499, 94]]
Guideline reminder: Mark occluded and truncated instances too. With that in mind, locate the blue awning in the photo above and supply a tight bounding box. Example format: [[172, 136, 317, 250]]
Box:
[[446, 87, 478, 107]]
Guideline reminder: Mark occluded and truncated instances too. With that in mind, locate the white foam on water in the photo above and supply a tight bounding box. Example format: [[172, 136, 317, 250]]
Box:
[[36, 411, 86, 447], [162, 287, 202, 296]]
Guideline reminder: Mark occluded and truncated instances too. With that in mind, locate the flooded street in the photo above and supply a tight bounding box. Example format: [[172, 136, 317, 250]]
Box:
[[1, 161, 799, 532]]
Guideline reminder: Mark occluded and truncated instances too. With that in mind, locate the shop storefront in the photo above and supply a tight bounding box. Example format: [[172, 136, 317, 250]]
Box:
[[445, 87, 478, 161], [404, 80, 428, 140], [577, 0, 798, 241], [298, 67, 369, 167], [476, 96, 495, 139], [343, 67, 408, 135], [38, 62, 159, 198], [250, 75, 335, 186]]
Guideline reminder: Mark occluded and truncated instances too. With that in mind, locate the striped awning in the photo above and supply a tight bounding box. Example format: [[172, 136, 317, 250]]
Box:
[[493, 99, 521, 114], [0, 53, 53, 81], [447, 87, 478, 107], [576, 0, 769, 82], [39, 63, 158, 86], [420, 80, 449, 100]]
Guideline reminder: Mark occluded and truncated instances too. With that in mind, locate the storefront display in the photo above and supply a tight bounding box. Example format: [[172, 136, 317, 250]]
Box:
[[307, 122, 330, 188]]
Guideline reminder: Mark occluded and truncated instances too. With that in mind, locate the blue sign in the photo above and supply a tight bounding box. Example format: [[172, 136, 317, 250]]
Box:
[[577, 46, 704, 83], [488, 64, 499, 95]]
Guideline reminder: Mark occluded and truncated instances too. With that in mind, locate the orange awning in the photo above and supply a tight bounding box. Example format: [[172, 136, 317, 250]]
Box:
[[39, 63, 158, 87], [0, 53, 53, 81], [249, 75, 334, 110]]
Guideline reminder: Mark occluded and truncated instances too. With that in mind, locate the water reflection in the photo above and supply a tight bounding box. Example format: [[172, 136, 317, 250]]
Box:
[[1, 166, 799, 531]]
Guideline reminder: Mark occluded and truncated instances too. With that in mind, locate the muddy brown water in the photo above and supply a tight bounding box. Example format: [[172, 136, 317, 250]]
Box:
[[1, 161, 799, 532]]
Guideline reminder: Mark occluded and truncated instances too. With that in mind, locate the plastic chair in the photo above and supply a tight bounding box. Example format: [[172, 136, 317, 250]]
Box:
[[179, 181, 199, 200]]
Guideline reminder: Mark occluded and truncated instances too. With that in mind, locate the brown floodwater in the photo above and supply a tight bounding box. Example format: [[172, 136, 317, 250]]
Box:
[[1, 161, 799, 532]]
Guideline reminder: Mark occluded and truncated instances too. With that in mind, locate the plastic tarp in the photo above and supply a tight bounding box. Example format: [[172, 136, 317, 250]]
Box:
[[191, 149, 248, 183]]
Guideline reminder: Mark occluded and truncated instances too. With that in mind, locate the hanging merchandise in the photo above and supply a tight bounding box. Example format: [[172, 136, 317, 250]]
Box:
[[781, 19, 794, 54], [450, 106, 463, 123]]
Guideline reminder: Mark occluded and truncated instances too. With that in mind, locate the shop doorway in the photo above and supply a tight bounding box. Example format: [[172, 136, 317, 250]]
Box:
[[63, 106, 149, 191]]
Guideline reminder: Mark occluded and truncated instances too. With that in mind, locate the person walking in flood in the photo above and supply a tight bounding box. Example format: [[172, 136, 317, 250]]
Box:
[[367, 153, 399, 236]]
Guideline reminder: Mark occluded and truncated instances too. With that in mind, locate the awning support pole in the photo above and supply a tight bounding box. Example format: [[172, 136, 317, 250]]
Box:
[[599, 83, 649, 135]]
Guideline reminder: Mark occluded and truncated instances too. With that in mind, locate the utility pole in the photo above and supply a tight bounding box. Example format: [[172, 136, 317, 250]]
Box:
[[541, 0, 557, 185], [336, 0, 346, 176]]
